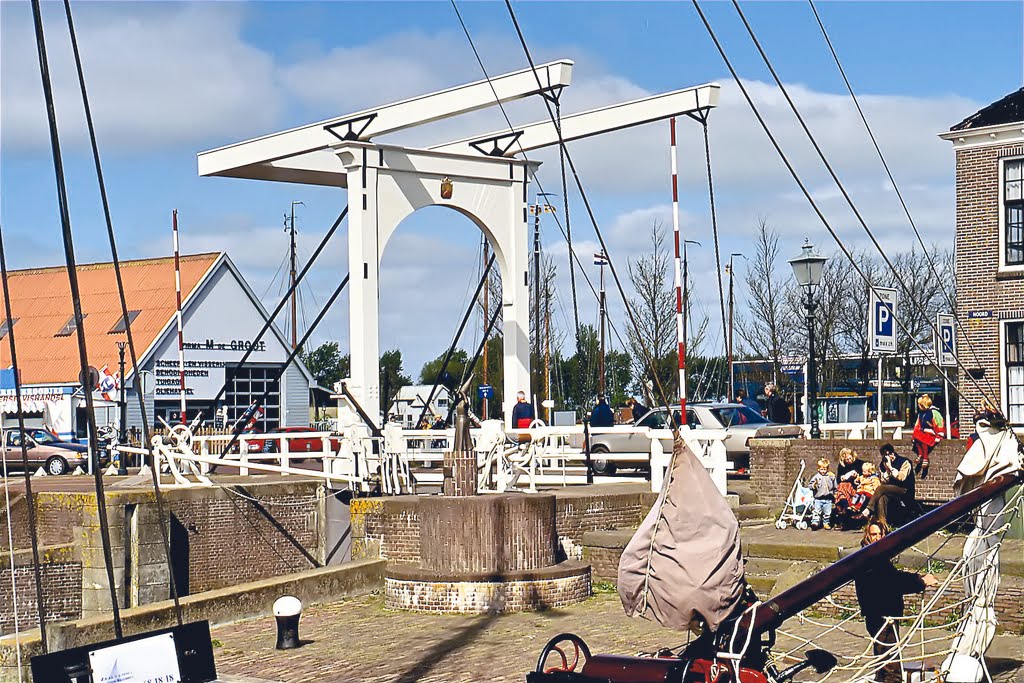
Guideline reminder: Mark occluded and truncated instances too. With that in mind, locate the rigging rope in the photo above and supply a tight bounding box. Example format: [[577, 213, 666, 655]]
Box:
[[556, 98, 581, 345], [29, 0, 123, 638], [806, 0, 999, 404], [2, 445, 23, 680], [691, 0, 996, 426], [0, 226, 48, 650], [701, 120, 730, 388], [503, 0, 678, 425], [61, 0, 184, 622], [726, 0, 1001, 421]]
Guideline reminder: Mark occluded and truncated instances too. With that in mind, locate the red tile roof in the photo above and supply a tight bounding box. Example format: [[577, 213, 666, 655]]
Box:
[[0, 253, 220, 385]]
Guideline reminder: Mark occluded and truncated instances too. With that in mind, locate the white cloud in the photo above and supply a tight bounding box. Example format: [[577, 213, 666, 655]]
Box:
[[1, 2, 280, 153]]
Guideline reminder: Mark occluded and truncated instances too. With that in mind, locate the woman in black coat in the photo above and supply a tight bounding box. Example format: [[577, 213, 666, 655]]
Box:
[[855, 520, 938, 683]]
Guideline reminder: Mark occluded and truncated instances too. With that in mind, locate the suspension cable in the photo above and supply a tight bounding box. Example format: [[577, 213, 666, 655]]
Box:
[[691, 0, 994, 424], [806, 0, 998, 402], [0, 227, 48, 651], [700, 117, 731, 389], [503, 0, 678, 425], [450, 0, 644, 399], [29, 0, 122, 638], [727, 0, 998, 413], [555, 98, 581, 343], [60, 0, 183, 623], [416, 253, 496, 428]]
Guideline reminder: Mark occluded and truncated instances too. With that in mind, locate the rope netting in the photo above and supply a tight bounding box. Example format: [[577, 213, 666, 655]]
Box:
[[770, 482, 1023, 682]]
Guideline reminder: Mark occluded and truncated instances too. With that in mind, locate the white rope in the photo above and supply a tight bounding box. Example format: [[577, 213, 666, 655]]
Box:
[[2, 444, 24, 681]]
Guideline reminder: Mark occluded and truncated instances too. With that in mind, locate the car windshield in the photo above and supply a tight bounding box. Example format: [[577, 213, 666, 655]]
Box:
[[28, 430, 60, 444], [638, 410, 682, 429], [710, 406, 769, 427]]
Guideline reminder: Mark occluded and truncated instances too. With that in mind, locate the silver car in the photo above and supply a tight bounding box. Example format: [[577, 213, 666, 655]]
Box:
[[588, 402, 803, 474]]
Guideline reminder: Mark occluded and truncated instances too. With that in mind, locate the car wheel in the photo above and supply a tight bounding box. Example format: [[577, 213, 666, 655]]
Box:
[[589, 445, 616, 475], [45, 456, 69, 476]]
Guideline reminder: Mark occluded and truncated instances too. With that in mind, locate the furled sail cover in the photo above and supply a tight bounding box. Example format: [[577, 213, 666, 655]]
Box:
[[618, 438, 745, 631]]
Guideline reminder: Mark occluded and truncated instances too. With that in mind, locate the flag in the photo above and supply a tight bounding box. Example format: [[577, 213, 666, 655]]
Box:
[[98, 365, 118, 401], [594, 251, 609, 266]]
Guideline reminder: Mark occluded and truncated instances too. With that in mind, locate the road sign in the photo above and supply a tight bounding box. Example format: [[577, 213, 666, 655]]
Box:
[[936, 313, 957, 367], [477, 385, 494, 400], [868, 287, 898, 354]]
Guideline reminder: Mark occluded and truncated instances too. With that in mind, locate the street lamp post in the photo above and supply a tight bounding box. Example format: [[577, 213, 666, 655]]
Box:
[[116, 341, 128, 475], [789, 240, 827, 439], [727, 252, 746, 401]]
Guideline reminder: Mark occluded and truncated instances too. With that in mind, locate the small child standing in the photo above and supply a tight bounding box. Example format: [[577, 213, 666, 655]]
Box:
[[808, 458, 837, 530], [850, 462, 881, 512]]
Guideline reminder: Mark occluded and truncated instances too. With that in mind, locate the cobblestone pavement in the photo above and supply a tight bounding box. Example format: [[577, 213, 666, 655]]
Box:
[[212, 592, 1024, 683]]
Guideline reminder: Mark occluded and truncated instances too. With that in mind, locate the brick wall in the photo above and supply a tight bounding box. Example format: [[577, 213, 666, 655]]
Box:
[[0, 546, 81, 637], [0, 490, 86, 551], [167, 486, 321, 594], [811, 573, 1024, 635], [953, 144, 1024, 422], [384, 570, 591, 614], [750, 438, 967, 512], [350, 490, 653, 565]]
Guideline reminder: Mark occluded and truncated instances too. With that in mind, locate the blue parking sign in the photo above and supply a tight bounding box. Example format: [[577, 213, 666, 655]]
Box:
[[937, 313, 956, 367], [868, 287, 898, 353]]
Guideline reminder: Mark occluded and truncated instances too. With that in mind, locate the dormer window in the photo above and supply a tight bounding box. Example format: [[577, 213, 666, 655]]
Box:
[[55, 314, 85, 337]]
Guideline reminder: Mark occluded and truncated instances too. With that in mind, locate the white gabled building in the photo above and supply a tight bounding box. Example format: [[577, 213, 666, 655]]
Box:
[[387, 385, 452, 428]]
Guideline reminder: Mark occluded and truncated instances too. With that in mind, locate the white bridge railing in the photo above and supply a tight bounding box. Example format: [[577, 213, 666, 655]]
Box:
[[383, 421, 731, 496], [117, 421, 734, 496], [799, 421, 905, 440]]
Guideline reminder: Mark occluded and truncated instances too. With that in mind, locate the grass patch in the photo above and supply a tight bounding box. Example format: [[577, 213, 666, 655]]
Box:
[[592, 580, 617, 594]]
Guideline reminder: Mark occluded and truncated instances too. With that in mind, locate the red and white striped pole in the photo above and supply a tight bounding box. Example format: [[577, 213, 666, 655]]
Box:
[[670, 118, 686, 419], [172, 209, 186, 425]]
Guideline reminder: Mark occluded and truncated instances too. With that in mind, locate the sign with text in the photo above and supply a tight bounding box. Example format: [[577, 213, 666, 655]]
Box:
[[868, 287, 898, 354], [88, 632, 181, 683], [477, 385, 494, 400], [936, 313, 957, 367]]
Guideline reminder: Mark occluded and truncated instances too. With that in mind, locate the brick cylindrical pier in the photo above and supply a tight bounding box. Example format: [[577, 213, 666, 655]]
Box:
[[418, 494, 557, 573]]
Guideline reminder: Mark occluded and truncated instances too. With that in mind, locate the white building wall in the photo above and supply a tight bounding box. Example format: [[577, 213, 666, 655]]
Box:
[[282, 362, 310, 427]]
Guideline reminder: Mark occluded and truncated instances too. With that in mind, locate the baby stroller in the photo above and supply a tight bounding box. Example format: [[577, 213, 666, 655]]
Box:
[[775, 460, 813, 530]]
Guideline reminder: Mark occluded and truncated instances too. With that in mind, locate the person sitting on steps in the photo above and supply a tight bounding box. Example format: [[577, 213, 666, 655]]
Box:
[[863, 443, 916, 527]]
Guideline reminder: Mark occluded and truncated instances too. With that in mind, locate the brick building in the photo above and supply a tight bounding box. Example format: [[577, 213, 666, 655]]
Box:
[[940, 89, 1024, 426]]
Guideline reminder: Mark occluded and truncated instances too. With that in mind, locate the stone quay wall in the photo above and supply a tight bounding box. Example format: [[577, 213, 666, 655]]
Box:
[[750, 438, 968, 512], [1, 480, 328, 635]]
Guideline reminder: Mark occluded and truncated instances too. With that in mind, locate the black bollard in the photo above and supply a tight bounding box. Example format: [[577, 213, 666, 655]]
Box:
[[274, 596, 302, 650]]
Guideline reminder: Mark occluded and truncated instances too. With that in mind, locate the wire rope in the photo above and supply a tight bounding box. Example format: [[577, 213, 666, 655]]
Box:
[[727, 0, 999, 416], [502, 0, 678, 423], [61, 0, 188, 620], [29, 0, 123, 638], [1, 444, 23, 679], [701, 121, 730, 380], [0, 226, 48, 648], [692, 0, 996, 426], [806, 0, 998, 405]]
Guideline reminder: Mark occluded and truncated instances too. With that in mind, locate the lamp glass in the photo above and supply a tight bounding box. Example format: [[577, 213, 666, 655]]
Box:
[[789, 242, 826, 288]]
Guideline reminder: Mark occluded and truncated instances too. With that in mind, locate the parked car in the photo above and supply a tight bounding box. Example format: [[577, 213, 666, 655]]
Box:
[[245, 426, 342, 457], [587, 402, 803, 475], [1, 428, 90, 475]]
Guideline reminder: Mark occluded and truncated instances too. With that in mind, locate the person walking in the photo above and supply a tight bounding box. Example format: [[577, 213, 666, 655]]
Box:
[[590, 394, 614, 428], [511, 391, 535, 428], [911, 394, 943, 479], [765, 383, 790, 424]]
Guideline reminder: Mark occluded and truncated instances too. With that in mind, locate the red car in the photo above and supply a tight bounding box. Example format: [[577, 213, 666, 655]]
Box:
[[246, 426, 341, 456]]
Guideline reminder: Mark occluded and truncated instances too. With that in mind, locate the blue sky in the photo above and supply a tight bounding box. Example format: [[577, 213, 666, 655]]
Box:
[[1, 1, 1021, 377]]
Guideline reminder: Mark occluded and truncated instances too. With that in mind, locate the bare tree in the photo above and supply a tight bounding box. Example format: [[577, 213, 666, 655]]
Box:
[[736, 220, 798, 384], [627, 221, 677, 401]]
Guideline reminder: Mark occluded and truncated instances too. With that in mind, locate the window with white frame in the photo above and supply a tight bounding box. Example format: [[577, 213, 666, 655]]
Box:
[[1006, 321, 1024, 424], [1003, 159, 1024, 266]]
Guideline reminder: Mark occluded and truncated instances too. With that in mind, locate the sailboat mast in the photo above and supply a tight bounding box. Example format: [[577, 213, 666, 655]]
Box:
[[482, 238, 489, 421], [288, 201, 302, 350], [598, 259, 606, 396], [545, 274, 551, 421], [173, 209, 186, 424]]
